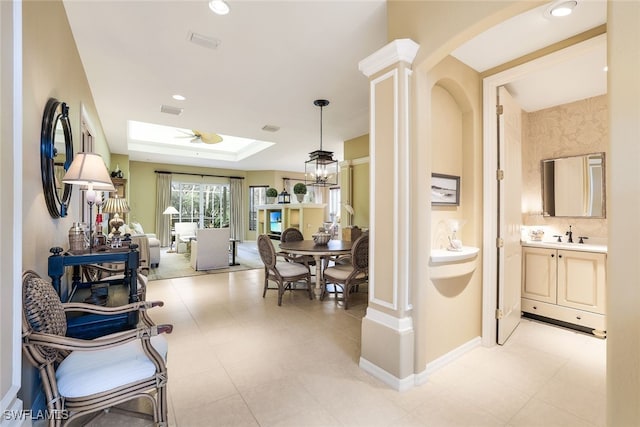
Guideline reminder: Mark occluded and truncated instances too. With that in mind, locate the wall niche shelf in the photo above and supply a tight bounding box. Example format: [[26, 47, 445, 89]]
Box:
[[429, 246, 480, 280]]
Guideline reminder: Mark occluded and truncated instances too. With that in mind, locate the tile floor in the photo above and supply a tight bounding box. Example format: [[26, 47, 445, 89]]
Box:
[[76, 269, 606, 426]]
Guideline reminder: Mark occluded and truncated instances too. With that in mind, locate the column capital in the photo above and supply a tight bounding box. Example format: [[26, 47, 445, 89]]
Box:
[[358, 38, 420, 78]]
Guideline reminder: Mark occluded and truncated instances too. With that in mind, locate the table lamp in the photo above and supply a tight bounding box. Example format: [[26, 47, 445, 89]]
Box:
[[62, 152, 114, 252], [103, 195, 131, 238]]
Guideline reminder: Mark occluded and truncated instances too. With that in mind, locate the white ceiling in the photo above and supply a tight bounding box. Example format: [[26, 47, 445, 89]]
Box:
[[452, 0, 607, 112], [63, 0, 607, 172]]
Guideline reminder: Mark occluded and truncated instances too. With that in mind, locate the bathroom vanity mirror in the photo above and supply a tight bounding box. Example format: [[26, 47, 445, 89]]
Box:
[[541, 152, 605, 218], [41, 98, 73, 218]]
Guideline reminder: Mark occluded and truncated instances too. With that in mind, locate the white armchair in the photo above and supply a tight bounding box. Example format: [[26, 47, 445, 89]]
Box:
[[190, 228, 230, 270], [174, 222, 198, 253]]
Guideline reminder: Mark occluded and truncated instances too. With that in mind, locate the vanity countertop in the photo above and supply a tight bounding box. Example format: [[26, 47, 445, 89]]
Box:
[[522, 240, 607, 254]]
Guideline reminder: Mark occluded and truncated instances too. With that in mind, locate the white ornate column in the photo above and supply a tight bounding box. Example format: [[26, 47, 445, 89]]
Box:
[[358, 39, 419, 390]]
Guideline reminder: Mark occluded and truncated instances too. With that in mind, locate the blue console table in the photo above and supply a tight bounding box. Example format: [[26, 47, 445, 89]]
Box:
[[47, 245, 140, 339]]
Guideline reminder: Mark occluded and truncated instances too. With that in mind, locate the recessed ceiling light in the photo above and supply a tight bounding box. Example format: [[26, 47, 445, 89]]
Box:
[[603, 66, 608, 72], [209, 0, 230, 15], [547, 0, 577, 18], [262, 125, 280, 133], [172, 94, 186, 101]]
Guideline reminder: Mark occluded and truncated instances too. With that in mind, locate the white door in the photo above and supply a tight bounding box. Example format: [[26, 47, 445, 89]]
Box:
[[497, 86, 523, 345]]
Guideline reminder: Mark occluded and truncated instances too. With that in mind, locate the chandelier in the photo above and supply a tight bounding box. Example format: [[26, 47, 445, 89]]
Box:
[[305, 99, 338, 187]]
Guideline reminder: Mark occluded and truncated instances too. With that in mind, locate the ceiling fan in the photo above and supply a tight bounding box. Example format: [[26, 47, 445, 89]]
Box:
[[177, 130, 223, 144]]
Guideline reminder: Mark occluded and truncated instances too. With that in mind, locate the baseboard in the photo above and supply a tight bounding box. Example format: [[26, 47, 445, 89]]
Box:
[[422, 336, 482, 379], [359, 357, 415, 392]]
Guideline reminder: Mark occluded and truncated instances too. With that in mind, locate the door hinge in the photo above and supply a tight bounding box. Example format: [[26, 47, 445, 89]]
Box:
[[496, 169, 504, 180], [497, 105, 504, 115], [496, 309, 504, 320], [496, 237, 504, 248]]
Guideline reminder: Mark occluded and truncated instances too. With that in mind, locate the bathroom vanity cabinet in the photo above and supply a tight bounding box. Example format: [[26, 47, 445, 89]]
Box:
[[521, 244, 606, 337]]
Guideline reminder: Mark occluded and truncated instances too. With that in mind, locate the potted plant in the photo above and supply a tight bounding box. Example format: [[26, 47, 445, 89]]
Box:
[[293, 182, 307, 203], [266, 187, 278, 204]]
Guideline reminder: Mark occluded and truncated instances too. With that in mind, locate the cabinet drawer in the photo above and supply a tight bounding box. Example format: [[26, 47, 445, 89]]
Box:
[[522, 297, 606, 332]]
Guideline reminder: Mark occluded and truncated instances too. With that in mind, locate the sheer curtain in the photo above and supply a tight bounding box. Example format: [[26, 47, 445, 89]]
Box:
[[156, 173, 172, 246], [230, 178, 245, 242]]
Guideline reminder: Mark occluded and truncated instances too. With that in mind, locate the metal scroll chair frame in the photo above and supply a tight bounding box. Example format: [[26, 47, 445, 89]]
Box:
[[258, 234, 313, 306], [21, 270, 173, 427]]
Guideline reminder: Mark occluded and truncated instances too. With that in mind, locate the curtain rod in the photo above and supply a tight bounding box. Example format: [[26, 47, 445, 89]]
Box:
[[155, 170, 244, 180]]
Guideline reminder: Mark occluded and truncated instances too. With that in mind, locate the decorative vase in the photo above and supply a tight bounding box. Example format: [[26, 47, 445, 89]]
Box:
[[295, 194, 305, 203], [266, 197, 276, 204]]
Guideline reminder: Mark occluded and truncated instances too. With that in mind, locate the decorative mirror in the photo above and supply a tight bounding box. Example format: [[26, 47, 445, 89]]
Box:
[[41, 98, 73, 218], [541, 152, 606, 218]]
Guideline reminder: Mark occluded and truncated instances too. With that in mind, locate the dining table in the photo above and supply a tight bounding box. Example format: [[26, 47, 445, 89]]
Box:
[[278, 239, 353, 295]]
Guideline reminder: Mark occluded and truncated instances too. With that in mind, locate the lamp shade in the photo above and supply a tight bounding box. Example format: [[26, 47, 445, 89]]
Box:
[[62, 152, 113, 188], [163, 206, 179, 215], [102, 196, 130, 214]]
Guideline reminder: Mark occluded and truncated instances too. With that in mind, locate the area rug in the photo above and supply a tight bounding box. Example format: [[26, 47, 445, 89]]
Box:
[[148, 241, 263, 280]]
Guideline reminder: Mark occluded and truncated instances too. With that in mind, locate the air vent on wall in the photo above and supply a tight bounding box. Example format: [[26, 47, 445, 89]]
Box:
[[187, 31, 221, 50], [160, 105, 184, 116]]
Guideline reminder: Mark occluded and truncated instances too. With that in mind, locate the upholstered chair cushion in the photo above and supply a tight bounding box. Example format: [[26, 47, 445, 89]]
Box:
[[56, 334, 168, 398]]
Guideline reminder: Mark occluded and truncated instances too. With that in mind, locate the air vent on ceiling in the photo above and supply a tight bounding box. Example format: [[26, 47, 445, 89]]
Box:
[[160, 105, 184, 116], [262, 125, 280, 132], [187, 31, 221, 50]]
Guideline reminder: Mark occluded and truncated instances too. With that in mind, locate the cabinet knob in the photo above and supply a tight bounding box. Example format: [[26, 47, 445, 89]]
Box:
[[558, 254, 562, 258], [576, 315, 582, 320], [533, 306, 537, 310], [551, 254, 555, 258]]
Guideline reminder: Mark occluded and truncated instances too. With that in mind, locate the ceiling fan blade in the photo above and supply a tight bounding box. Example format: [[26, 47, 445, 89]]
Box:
[[194, 130, 223, 144]]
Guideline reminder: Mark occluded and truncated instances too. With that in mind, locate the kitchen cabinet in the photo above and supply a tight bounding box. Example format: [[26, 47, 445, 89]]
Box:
[[521, 245, 606, 336]]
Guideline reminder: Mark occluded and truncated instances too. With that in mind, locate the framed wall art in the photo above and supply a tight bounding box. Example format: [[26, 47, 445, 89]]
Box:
[[431, 173, 460, 206]]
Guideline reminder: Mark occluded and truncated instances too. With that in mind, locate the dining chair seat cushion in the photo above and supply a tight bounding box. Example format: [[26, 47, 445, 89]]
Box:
[[324, 264, 367, 281], [274, 260, 309, 277], [56, 334, 167, 398]]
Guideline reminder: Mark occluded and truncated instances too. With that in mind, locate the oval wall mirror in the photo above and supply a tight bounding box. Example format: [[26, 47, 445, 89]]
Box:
[[40, 98, 73, 218]]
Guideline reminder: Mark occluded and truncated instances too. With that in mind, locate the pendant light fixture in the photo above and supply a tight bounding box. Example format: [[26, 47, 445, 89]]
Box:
[[305, 99, 338, 187]]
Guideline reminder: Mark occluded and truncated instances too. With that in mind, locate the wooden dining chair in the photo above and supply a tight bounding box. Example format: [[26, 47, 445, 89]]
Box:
[[258, 234, 313, 306], [321, 234, 369, 309], [280, 227, 316, 269]]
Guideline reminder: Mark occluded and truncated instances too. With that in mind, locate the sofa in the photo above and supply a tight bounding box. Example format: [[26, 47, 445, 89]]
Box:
[[124, 222, 161, 268]]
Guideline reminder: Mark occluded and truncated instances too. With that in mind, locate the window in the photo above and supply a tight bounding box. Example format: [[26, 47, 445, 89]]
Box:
[[249, 186, 268, 231], [329, 186, 340, 222], [170, 180, 230, 228]]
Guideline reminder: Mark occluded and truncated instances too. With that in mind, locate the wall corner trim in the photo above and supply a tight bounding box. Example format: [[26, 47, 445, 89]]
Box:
[[364, 307, 413, 332], [358, 38, 420, 77]]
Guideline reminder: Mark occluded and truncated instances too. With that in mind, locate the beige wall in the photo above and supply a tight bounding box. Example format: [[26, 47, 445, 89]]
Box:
[[521, 95, 608, 239], [343, 134, 370, 228], [129, 161, 247, 236], [22, 0, 108, 277], [21, 0, 109, 408], [365, 0, 535, 384], [422, 56, 483, 364], [129, 161, 305, 241]]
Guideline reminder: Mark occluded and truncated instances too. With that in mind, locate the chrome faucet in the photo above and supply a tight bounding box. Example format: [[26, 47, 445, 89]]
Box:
[[566, 225, 574, 243]]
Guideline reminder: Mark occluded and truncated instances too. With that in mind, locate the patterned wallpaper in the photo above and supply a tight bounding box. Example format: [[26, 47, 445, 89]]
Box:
[[521, 94, 608, 241]]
